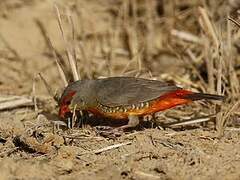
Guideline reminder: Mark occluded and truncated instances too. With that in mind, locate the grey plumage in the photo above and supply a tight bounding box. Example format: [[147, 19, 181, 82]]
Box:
[[59, 77, 224, 111], [95, 77, 181, 107]]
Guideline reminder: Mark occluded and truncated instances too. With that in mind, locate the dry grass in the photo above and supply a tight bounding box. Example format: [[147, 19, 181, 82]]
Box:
[[1, 1, 240, 179], [46, 1, 240, 137]]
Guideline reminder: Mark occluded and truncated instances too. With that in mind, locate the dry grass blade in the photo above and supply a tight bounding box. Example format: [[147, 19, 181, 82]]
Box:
[[125, 25, 139, 58], [198, 6, 220, 94], [227, 16, 240, 98], [38, 73, 59, 103], [35, 19, 68, 87], [162, 114, 216, 127], [0, 33, 23, 61], [198, 7, 219, 48], [54, 4, 80, 82], [53, 49, 69, 87], [216, 42, 224, 137], [78, 42, 91, 78], [67, 8, 75, 43], [46, 36, 68, 87], [228, 16, 240, 28], [67, 9, 81, 80], [218, 100, 240, 137], [54, 4, 65, 42], [32, 74, 38, 112], [175, 49, 207, 91]]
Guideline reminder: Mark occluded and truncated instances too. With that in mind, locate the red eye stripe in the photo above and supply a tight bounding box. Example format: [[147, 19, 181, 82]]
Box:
[[59, 91, 76, 118]]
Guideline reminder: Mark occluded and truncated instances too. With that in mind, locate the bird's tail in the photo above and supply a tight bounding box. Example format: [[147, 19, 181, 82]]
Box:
[[183, 92, 225, 101]]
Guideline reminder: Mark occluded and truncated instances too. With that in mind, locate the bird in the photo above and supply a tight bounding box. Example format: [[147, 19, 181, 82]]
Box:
[[58, 76, 224, 130]]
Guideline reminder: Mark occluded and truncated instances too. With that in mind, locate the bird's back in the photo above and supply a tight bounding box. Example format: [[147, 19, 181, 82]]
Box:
[[95, 77, 181, 107]]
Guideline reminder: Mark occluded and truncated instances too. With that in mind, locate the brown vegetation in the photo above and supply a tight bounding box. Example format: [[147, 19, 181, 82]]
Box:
[[0, 0, 240, 179]]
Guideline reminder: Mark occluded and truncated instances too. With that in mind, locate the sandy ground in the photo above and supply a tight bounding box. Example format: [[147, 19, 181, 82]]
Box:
[[0, 0, 240, 179]]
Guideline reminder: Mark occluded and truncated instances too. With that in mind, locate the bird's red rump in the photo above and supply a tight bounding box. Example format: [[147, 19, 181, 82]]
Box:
[[136, 89, 193, 115]]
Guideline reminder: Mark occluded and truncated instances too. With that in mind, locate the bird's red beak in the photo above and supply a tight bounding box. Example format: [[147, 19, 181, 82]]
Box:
[[59, 104, 71, 118]]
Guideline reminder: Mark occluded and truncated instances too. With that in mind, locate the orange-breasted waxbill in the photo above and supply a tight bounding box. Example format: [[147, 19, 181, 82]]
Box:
[[59, 77, 224, 129]]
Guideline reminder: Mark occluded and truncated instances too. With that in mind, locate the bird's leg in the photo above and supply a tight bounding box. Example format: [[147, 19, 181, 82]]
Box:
[[75, 110, 89, 128], [116, 115, 140, 131], [96, 115, 140, 138]]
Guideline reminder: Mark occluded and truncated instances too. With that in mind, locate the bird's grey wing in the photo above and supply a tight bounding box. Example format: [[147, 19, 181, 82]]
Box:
[[96, 77, 181, 107]]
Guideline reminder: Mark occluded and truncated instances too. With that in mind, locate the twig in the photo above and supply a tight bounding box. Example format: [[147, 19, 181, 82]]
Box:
[[225, 127, 240, 131], [228, 16, 240, 28], [171, 29, 203, 44], [133, 170, 161, 180], [77, 141, 132, 157], [0, 96, 33, 111]]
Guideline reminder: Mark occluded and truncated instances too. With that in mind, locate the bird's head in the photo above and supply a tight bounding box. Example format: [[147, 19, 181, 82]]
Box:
[[59, 90, 76, 118], [58, 80, 97, 118]]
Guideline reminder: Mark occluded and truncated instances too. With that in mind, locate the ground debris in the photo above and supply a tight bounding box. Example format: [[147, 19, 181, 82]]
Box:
[[0, 0, 240, 179], [13, 133, 64, 154], [0, 95, 33, 111]]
